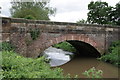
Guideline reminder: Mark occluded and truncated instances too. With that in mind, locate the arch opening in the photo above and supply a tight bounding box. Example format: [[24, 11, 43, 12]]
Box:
[[39, 40, 101, 67]]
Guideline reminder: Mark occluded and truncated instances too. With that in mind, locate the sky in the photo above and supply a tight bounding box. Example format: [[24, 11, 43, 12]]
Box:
[[0, 0, 120, 22]]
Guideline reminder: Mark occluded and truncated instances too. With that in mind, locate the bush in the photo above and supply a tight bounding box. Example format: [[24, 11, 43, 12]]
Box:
[[0, 42, 15, 51], [108, 40, 120, 53], [30, 28, 40, 40], [0, 69, 4, 80], [53, 41, 76, 52], [82, 67, 103, 78], [2, 51, 70, 78], [99, 40, 120, 67]]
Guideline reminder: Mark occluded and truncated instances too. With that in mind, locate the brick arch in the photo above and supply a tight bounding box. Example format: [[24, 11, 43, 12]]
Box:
[[42, 34, 103, 54], [50, 34, 98, 47]]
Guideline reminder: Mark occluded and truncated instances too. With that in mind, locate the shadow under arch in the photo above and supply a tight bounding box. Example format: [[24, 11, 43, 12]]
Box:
[[67, 40, 101, 58]]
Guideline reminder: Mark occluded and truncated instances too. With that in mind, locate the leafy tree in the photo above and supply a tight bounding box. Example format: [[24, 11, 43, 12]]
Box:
[[107, 2, 120, 26], [87, 1, 113, 24], [114, 2, 120, 25], [10, 0, 56, 20]]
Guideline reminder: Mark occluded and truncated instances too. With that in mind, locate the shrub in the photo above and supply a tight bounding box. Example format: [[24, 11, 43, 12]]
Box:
[[2, 51, 69, 78], [82, 67, 103, 78], [0, 69, 4, 80], [108, 40, 120, 53], [98, 40, 120, 67], [0, 42, 15, 51]]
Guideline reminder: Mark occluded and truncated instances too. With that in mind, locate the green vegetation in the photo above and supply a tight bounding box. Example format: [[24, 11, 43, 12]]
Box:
[[24, 15, 36, 20], [2, 51, 68, 78], [98, 40, 120, 67], [53, 41, 76, 53], [87, 1, 113, 25], [10, 0, 56, 20], [1, 42, 70, 78], [87, 1, 120, 25], [77, 1, 120, 25], [83, 67, 103, 78], [30, 28, 40, 40], [77, 19, 87, 24], [76, 1, 120, 25], [0, 42, 15, 51], [0, 69, 4, 80]]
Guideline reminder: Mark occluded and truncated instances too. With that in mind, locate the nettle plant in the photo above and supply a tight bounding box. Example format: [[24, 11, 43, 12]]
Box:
[[83, 67, 103, 78]]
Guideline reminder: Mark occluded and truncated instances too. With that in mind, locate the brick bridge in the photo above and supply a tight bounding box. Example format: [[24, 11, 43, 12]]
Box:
[[1, 17, 120, 58]]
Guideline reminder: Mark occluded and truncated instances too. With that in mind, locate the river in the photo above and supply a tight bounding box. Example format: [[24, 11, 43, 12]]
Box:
[[42, 47, 119, 78]]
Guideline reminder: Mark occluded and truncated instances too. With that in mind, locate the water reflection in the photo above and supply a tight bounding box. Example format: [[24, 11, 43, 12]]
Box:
[[42, 47, 74, 67]]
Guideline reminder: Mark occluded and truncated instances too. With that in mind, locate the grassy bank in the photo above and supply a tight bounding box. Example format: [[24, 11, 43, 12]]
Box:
[[98, 40, 120, 67]]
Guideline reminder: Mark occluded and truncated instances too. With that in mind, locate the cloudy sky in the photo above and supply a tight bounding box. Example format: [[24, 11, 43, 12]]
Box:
[[0, 0, 119, 22]]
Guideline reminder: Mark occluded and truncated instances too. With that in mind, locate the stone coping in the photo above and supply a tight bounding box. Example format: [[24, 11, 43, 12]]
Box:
[[1, 17, 120, 28]]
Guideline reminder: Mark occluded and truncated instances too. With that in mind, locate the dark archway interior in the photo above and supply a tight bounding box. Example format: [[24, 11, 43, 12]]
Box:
[[67, 40, 101, 58]]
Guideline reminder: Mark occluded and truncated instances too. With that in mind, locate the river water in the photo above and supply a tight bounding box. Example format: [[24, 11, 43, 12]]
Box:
[[42, 47, 119, 78]]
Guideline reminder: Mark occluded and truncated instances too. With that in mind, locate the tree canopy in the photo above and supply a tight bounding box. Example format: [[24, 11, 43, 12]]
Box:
[[87, 1, 120, 26], [114, 3, 120, 25], [10, 0, 56, 20], [87, 1, 112, 24]]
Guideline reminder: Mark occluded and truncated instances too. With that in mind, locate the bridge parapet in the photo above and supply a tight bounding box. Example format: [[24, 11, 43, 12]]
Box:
[[1, 17, 120, 33]]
